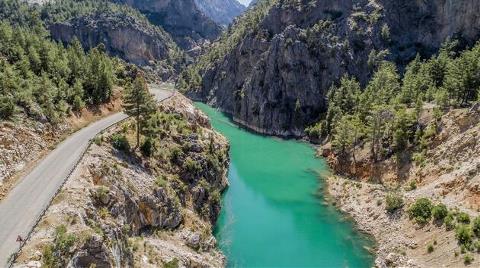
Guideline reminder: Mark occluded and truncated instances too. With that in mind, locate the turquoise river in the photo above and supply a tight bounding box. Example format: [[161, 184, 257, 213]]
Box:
[[196, 103, 375, 268]]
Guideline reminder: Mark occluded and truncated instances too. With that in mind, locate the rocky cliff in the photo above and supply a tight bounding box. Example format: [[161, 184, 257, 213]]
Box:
[[13, 94, 229, 268], [187, 0, 480, 137], [35, 0, 185, 79], [194, 0, 246, 26], [112, 0, 222, 51], [49, 12, 182, 77]]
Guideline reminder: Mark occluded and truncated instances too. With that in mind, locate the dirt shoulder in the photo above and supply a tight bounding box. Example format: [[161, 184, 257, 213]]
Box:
[[0, 89, 123, 200]]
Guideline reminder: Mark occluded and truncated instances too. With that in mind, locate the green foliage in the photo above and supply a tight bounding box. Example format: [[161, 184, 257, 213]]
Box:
[[111, 134, 130, 152], [407, 198, 433, 224], [164, 258, 179, 268], [457, 212, 471, 224], [309, 40, 480, 164], [473, 217, 480, 237], [445, 212, 456, 230], [122, 75, 156, 147], [456, 224, 473, 246], [0, 95, 15, 119], [427, 243, 434, 253], [432, 204, 448, 221], [407, 180, 417, 191], [385, 193, 404, 213], [0, 5, 120, 123], [155, 175, 167, 188], [140, 137, 154, 157], [42, 225, 76, 268], [464, 253, 474, 265], [177, 0, 277, 91], [184, 157, 202, 174]]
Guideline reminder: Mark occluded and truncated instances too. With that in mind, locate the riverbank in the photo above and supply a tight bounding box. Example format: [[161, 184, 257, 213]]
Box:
[[196, 103, 375, 267], [323, 107, 480, 267]]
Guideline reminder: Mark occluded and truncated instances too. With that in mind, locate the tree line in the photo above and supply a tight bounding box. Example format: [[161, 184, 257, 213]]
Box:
[[0, 17, 122, 122], [307, 41, 480, 163]]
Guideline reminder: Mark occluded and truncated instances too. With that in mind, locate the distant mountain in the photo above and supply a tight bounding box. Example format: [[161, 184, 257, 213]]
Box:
[[194, 0, 246, 26]]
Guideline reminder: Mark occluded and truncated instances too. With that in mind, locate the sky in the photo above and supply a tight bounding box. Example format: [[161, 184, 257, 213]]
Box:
[[238, 0, 252, 6]]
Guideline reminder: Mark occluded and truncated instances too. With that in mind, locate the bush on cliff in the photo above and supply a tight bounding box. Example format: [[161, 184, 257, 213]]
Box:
[[385, 193, 404, 213], [408, 198, 433, 224]]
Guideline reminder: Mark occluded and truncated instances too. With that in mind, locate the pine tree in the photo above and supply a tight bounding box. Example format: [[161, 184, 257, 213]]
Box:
[[122, 74, 156, 148]]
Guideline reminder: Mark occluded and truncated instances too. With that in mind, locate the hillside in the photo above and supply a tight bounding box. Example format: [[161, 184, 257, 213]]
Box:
[[112, 0, 222, 51], [36, 0, 185, 79], [12, 94, 230, 267], [181, 0, 480, 137], [325, 105, 480, 267]]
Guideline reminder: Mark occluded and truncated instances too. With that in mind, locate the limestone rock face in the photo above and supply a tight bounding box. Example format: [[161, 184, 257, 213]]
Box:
[[112, 0, 222, 50], [193, 0, 480, 137], [49, 12, 178, 73]]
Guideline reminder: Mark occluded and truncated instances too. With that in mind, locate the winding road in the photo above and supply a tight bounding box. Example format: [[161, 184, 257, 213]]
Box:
[[0, 84, 173, 266]]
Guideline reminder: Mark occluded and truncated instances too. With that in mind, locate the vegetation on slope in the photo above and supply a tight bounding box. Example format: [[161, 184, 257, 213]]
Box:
[[177, 0, 277, 91], [310, 41, 480, 164], [40, 0, 185, 67], [0, 18, 123, 122]]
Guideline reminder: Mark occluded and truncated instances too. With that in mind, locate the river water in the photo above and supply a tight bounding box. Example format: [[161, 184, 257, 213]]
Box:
[[196, 103, 374, 267]]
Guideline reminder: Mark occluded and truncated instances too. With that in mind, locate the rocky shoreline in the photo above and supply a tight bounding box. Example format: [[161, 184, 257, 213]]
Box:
[[323, 107, 480, 267]]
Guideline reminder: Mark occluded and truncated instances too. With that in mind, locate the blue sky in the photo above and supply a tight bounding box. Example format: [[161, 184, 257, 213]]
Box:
[[238, 0, 252, 6]]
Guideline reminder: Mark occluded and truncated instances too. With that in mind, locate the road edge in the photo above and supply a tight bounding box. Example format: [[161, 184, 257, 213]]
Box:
[[7, 87, 175, 267]]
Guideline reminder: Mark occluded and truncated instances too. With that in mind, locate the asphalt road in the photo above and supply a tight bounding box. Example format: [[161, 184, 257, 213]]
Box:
[[0, 84, 173, 266]]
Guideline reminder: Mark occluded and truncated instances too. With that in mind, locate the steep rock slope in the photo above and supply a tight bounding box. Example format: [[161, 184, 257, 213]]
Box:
[[40, 0, 184, 78], [194, 0, 246, 26], [14, 94, 229, 267], [49, 13, 179, 69], [112, 0, 222, 51], [186, 0, 480, 137]]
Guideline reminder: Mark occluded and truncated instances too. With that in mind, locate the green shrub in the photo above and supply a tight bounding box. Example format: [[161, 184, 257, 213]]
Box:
[[464, 253, 474, 265], [385, 193, 404, 213], [457, 212, 471, 224], [93, 136, 103, 146], [184, 157, 201, 173], [474, 240, 480, 252], [473, 216, 480, 237], [164, 258, 179, 268], [408, 198, 433, 224], [456, 224, 473, 246], [111, 134, 130, 152], [0, 96, 15, 120], [445, 213, 456, 230], [140, 137, 154, 157], [42, 244, 54, 268], [155, 176, 167, 188], [42, 225, 76, 267], [427, 243, 434, 253], [432, 204, 448, 221], [407, 180, 417, 191]]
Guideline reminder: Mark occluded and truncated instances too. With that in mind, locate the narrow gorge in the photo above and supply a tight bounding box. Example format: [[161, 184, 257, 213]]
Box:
[[2, 0, 480, 267]]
